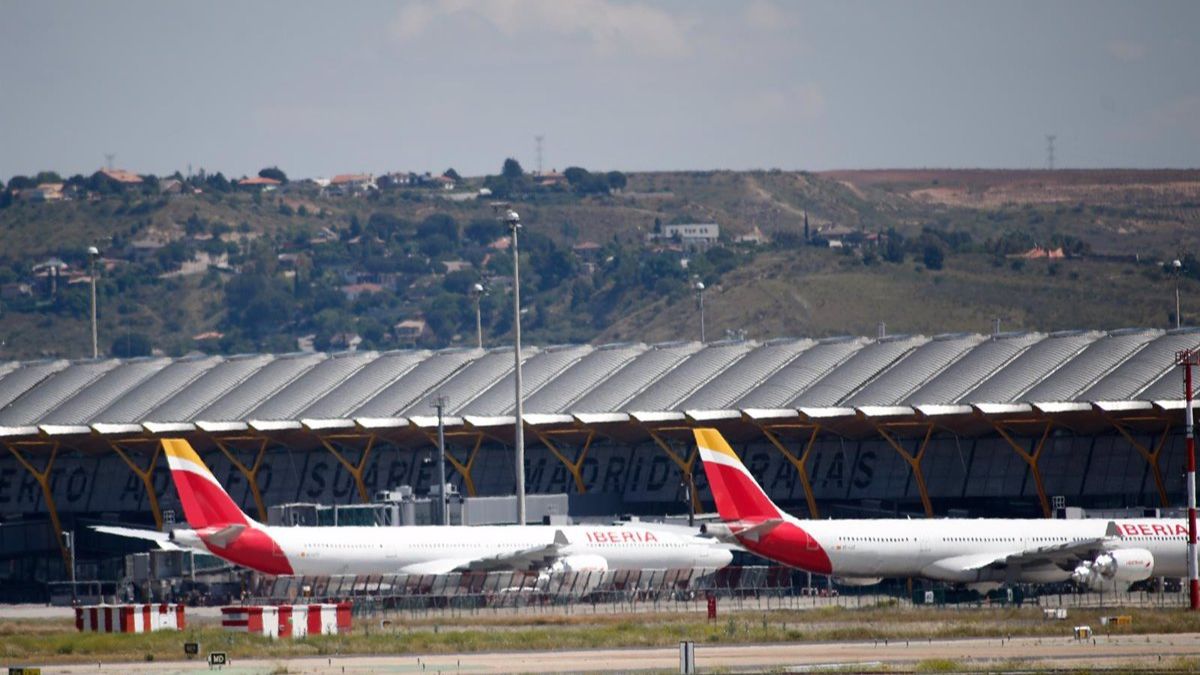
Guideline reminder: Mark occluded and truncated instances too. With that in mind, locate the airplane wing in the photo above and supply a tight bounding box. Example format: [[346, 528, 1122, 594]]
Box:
[[397, 531, 571, 575], [460, 530, 570, 572], [91, 525, 182, 551], [958, 537, 1109, 573], [399, 559, 479, 575]]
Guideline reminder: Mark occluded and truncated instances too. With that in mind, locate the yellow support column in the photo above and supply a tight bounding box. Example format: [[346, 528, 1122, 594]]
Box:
[[431, 432, 484, 497], [532, 429, 595, 494], [647, 429, 701, 513], [317, 434, 377, 503], [1111, 421, 1172, 508], [992, 422, 1054, 518], [211, 437, 272, 521], [4, 441, 70, 569], [875, 424, 935, 517], [760, 425, 821, 518], [109, 440, 165, 530]]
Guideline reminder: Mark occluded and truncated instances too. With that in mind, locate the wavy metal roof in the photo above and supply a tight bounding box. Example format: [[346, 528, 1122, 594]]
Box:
[[960, 330, 1103, 404], [792, 335, 927, 407], [0, 327, 1194, 436], [679, 339, 816, 410], [143, 354, 274, 424], [462, 345, 592, 416], [569, 342, 703, 413], [92, 355, 224, 424], [1101, 329, 1200, 402], [845, 333, 982, 407], [624, 341, 756, 412], [522, 343, 647, 414], [298, 350, 430, 420], [350, 348, 478, 418], [734, 337, 866, 409], [905, 332, 1044, 406]]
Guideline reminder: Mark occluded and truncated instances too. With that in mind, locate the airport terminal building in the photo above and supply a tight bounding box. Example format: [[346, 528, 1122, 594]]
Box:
[[0, 327, 1197, 589]]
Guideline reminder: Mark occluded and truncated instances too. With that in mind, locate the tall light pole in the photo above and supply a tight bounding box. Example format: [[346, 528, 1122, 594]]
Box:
[[1178, 348, 1200, 610], [695, 281, 706, 343], [88, 246, 100, 358], [506, 209, 526, 525], [432, 395, 448, 525], [1174, 259, 1183, 329], [471, 282, 485, 349]]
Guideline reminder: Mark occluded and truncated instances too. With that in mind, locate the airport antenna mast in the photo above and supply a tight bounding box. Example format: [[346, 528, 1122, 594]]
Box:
[[104, 153, 115, 170], [535, 135, 544, 175], [1045, 135, 1056, 171]]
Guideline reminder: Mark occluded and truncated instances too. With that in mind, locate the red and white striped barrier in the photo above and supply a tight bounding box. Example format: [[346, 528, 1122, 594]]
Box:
[[75, 604, 186, 633], [221, 606, 280, 638], [222, 602, 351, 639]]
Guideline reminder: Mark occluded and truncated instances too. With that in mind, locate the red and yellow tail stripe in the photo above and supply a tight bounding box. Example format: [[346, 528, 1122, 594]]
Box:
[[162, 439, 249, 529], [694, 428, 782, 523], [162, 439, 293, 575], [694, 428, 833, 574]]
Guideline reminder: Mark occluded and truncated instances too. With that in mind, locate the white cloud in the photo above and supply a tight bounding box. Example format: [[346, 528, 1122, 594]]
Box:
[[744, 0, 795, 32], [391, 0, 690, 57], [1106, 39, 1147, 63]]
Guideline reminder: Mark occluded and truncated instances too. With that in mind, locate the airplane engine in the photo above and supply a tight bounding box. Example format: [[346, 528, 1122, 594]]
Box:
[[551, 554, 609, 574], [1072, 548, 1154, 588], [699, 523, 738, 544], [168, 529, 203, 550], [833, 576, 884, 587]]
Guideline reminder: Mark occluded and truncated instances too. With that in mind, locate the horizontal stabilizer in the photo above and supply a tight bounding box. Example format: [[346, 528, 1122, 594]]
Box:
[[203, 524, 246, 548], [91, 525, 181, 551], [737, 518, 784, 542]]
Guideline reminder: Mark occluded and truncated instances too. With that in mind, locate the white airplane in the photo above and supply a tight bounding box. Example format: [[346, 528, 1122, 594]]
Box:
[[694, 428, 1187, 589], [97, 438, 732, 576]]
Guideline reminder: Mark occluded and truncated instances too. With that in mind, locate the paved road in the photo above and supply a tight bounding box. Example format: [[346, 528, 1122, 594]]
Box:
[[29, 632, 1200, 673]]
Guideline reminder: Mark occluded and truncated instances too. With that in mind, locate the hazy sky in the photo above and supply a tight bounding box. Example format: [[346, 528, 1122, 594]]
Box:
[[2, 1, 1197, 181]]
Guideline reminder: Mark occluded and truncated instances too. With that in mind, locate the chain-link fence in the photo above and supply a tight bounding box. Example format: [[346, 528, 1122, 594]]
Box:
[[245, 567, 1191, 618]]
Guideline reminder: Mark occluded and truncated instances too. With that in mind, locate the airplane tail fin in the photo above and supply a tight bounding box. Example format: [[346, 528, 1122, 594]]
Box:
[[162, 439, 252, 529], [694, 428, 783, 523]]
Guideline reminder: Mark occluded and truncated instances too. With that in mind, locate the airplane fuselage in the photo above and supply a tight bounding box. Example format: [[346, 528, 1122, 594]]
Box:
[[743, 516, 1187, 584], [181, 523, 733, 576]]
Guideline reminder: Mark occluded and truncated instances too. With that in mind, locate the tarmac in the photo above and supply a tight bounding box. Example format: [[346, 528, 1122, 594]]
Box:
[[25, 632, 1200, 673]]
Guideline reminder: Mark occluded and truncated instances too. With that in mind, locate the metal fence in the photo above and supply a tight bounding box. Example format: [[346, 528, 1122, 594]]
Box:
[[246, 567, 1192, 617]]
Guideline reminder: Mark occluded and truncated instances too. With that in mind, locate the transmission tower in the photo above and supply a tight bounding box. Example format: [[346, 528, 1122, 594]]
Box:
[[535, 135, 544, 175], [104, 153, 115, 170], [1045, 135, 1056, 171]]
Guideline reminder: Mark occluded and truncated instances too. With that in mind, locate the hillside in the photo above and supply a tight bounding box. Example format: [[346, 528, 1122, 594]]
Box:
[[1, 167, 1199, 361]]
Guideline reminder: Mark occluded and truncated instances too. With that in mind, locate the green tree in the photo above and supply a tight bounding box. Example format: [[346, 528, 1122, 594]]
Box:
[[923, 244, 945, 270], [258, 166, 288, 183], [443, 168, 461, 181], [417, 213, 459, 241], [883, 229, 906, 263], [7, 175, 35, 190], [465, 219, 504, 245], [563, 167, 589, 186], [502, 158, 524, 180]]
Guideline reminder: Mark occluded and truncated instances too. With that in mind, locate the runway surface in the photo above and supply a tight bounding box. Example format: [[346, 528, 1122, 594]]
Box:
[[29, 632, 1200, 673]]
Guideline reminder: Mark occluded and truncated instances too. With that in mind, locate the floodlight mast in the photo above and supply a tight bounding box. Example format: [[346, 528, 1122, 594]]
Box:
[[1174, 260, 1183, 329], [432, 395, 449, 525], [471, 283, 485, 349], [1178, 347, 1200, 611], [88, 246, 100, 358], [506, 208, 526, 525]]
